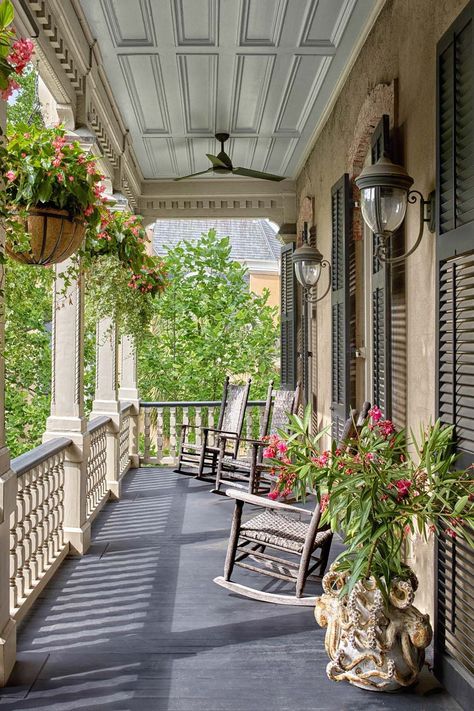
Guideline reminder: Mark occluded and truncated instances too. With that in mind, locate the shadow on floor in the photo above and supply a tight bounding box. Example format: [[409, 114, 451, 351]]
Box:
[[0, 468, 460, 711]]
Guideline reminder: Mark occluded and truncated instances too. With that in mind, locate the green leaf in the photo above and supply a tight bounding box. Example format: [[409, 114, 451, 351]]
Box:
[[453, 495, 469, 516], [0, 1, 14, 30]]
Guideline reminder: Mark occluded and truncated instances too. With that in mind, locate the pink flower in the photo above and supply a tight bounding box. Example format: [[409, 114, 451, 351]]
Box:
[[52, 157, 62, 168], [68, 175, 74, 182], [52, 136, 66, 151], [320, 493, 330, 513], [268, 490, 279, 501], [56, 173, 64, 183], [378, 419, 395, 438], [7, 38, 34, 75], [276, 441, 288, 454], [365, 452, 375, 462], [5, 170, 16, 182], [369, 405, 383, 422], [446, 528, 457, 539], [84, 205, 94, 217], [77, 155, 86, 164], [21, 152, 26, 158], [87, 162, 97, 175], [263, 446, 276, 459], [394, 478, 412, 501]]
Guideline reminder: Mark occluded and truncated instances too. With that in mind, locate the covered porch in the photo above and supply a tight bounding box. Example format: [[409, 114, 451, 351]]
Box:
[[0, 467, 457, 710]]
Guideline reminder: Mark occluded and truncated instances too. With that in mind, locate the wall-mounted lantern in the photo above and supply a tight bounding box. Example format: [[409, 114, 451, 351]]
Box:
[[355, 154, 435, 264], [292, 223, 331, 303]]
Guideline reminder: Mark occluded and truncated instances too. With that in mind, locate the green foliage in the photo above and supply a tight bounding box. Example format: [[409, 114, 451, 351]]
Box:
[[6, 65, 43, 128], [4, 260, 53, 457], [0, 124, 103, 255], [269, 408, 474, 601], [138, 229, 279, 401]]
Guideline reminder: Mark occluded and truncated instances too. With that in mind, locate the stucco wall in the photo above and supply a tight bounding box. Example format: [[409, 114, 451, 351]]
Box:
[[250, 273, 280, 312], [295, 0, 470, 619]]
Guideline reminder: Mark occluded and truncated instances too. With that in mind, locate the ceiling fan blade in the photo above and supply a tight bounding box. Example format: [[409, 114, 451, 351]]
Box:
[[206, 153, 229, 168], [233, 167, 285, 182], [174, 168, 214, 181]]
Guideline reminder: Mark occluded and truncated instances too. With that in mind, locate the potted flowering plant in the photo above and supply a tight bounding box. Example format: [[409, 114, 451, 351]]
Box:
[[83, 207, 168, 341], [0, 123, 103, 264], [268, 407, 474, 691], [0, 0, 34, 101]]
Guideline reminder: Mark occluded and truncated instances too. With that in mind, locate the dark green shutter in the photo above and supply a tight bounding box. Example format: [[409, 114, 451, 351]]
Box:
[[435, 3, 474, 707], [280, 242, 297, 389], [370, 115, 392, 418], [331, 174, 352, 440]]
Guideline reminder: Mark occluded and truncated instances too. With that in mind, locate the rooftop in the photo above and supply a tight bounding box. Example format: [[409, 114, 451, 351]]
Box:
[[152, 218, 281, 262]]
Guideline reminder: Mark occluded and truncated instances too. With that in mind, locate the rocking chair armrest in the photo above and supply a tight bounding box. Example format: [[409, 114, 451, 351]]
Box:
[[204, 427, 239, 436], [225, 489, 313, 516]]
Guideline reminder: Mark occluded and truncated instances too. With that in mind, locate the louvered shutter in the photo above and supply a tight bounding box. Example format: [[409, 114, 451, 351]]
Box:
[[280, 242, 297, 390], [331, 174, 352, 440], [370, 115, 392, 418], [435, 4, 474, 707]]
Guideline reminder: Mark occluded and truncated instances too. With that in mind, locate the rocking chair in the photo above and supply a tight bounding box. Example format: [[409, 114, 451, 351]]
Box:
[[213, 401, 371, 605], [176, 376, 251, 479], [213, 382, 301, 495]]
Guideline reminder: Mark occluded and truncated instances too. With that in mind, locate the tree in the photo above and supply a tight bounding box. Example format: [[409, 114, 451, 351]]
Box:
[[138, 230, 280, 401]]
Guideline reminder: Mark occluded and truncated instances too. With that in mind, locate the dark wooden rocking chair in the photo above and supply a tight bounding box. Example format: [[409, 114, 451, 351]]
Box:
[[213, 401, 371, 605], [176, 376, 251, 479], [213, 382, 301, 495]]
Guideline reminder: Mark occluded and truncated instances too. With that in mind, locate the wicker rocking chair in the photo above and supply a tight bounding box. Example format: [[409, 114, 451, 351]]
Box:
[[213, 382, 301, 495], [213, 401, 371, 605], [176, 376, 251, 479]]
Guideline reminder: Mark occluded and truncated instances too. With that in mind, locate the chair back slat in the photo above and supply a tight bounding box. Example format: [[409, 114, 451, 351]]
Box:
[[221, 382, 251, 433], [268, 383, 301, 435]]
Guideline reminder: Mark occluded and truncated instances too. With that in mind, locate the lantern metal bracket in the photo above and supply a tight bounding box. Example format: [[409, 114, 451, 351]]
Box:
[[303, 260, 332, 303], [375, 190, 436, 265]]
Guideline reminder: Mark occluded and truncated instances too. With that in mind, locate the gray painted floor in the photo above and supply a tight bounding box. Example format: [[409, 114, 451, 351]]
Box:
[[0, 467, 461, 711]]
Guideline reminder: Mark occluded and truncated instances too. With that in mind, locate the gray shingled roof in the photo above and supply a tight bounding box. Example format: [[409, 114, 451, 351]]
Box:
[[152, 219, 281, 262]]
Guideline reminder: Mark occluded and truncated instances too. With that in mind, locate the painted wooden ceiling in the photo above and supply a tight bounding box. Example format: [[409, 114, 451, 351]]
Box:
[[78, 0, 379, 181]]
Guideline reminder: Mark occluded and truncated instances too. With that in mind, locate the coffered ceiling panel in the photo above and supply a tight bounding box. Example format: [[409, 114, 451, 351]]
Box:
[[80, 0, 381, 180]]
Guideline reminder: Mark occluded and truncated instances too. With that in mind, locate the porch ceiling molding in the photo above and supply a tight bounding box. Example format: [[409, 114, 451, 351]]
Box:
[[138, 177, 296, 226], [13, 0, 384, 217]]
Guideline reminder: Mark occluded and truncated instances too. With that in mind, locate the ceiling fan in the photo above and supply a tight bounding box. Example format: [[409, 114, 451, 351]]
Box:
[[174, 132, 285, 182]]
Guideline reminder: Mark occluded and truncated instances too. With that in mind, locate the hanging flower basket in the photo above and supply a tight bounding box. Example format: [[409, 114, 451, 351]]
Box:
[[6, 207, 86, 265]]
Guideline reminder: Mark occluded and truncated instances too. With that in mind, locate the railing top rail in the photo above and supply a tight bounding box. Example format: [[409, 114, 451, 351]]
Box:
[[120, 401, 133, 414], [11, 437, 72, 478], [88, 415, 112, 434], [140, 400, 267, 408]]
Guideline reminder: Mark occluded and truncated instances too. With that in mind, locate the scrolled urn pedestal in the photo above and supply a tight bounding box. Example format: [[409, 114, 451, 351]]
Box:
[[315, 567, 432, 692]]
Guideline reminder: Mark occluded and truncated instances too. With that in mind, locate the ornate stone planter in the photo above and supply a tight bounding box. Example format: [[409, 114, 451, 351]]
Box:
[[315, 567, 432, 692], [6, 207, 86, 265]]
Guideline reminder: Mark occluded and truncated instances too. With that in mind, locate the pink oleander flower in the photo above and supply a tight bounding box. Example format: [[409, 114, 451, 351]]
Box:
[[395, 478, 412, 500], [369, 405, 383, 422], [276, 441, 287, 454], [7, 38, 34, 75], [378, 419, 395, 438], [87, 162, 97, 175], [268, 490, 279, 501], [77, 155, 86, 164], [68, 175, 74, 182], [446, 528, 457, 538], [262, 446, 276, 459], [320, 493, 330, 513], [56, 173, 64, 183], [5, 170, 16, 182], [84, 205, 94, 217], [365, 452, 375, 462]]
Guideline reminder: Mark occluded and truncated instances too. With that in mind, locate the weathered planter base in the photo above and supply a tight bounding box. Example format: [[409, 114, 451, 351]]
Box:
[[315, 568, 432, 692], [7, 207, 86, 265]]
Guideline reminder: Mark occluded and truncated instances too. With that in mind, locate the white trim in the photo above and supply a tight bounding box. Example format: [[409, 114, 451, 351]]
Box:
[[292, 0, 386, 179]]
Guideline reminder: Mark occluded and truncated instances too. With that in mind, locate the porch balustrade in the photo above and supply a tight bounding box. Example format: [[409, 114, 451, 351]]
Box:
[[86, 417, 109, 519], [139, 399, 268, 466], [9, 438, 70, 622]]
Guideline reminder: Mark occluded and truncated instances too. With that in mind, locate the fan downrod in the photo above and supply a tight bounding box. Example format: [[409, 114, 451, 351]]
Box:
[[215, 132, 229, 147]]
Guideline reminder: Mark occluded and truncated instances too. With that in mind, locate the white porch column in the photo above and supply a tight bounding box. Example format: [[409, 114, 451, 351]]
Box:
[[119, 335, 140, 468], [43, 259, 91, 555], [90, 318, 121, 498], [0, 99, 17, 686]]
